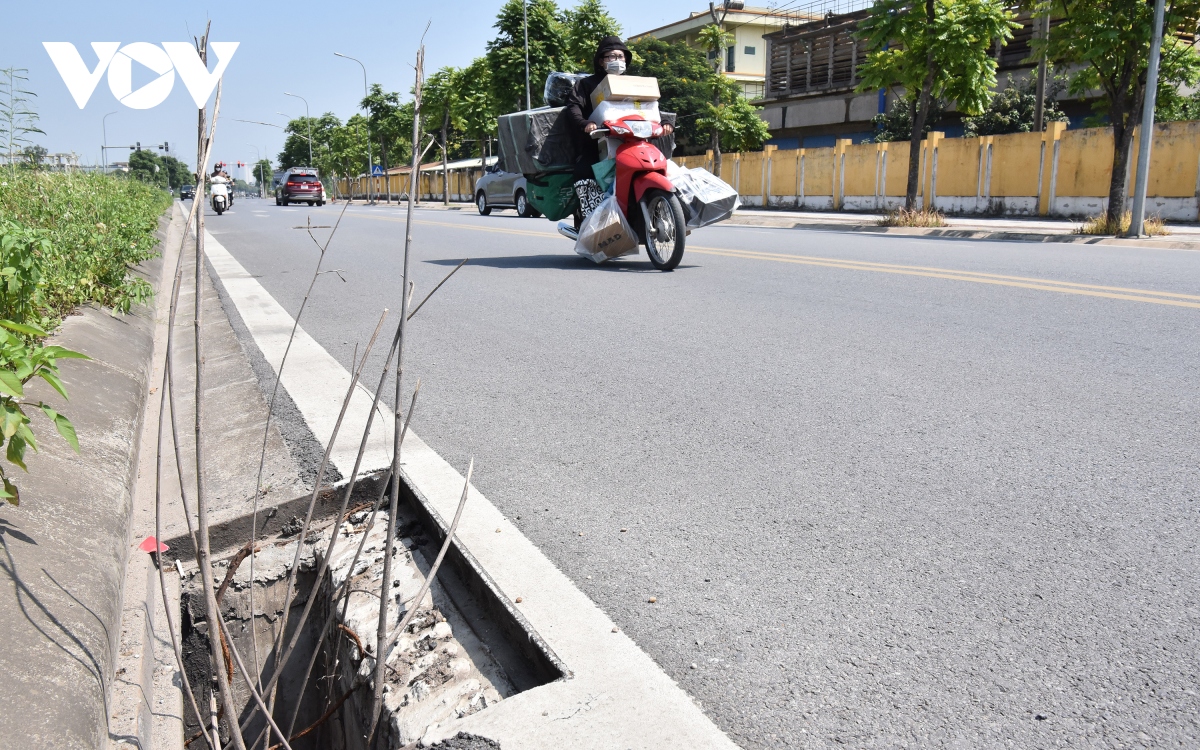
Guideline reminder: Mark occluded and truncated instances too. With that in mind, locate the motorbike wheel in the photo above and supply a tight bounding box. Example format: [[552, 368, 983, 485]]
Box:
[[641, 189, 686, 271]]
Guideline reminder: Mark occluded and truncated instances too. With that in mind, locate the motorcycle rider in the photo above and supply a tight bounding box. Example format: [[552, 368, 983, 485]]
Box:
[[210, 165, 231, 211], [563, 36, 673, 224]]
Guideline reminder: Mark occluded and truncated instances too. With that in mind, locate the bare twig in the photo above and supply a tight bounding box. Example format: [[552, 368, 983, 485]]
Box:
[[407, 258, 468, 321], [214, 613, 295, 750], [189, 29, 246, 747], [369, 40, 425, 743], [383, 460, 472, 657]]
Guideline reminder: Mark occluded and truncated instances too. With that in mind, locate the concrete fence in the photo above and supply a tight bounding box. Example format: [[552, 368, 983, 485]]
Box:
[[337, 121, 1200, 220], [674, 120, 1200, 220]]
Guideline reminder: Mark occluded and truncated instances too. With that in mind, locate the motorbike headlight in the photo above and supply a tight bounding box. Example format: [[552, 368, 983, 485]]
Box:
[[628, 121, 655, 138]]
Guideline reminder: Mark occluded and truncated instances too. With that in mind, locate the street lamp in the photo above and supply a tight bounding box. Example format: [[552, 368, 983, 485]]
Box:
[[101, 111, 117, 174], [334, 52, 377, 204], [283, 92, 312, 166], [247, 144, 262, 198], [523, 0, 531, 110]]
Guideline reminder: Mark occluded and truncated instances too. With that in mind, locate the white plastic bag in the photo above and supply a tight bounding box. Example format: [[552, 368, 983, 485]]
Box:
[[589, 98, 661, 125], [673, 167, 740, 228], [574, 195, 639, 263]]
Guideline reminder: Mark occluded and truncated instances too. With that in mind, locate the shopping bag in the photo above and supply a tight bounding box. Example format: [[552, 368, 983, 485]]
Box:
[[574, 195, 639, 263], [673, 167, 740, 228]]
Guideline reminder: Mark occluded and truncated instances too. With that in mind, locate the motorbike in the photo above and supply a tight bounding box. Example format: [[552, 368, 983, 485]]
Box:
[[562, 114, 687, 271], [211, 180, 229, 215]]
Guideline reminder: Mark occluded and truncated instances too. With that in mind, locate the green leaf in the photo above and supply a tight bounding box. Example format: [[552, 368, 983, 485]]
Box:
[[15, 422, 37, 453], [2, 408, 21, 439], [0, 320, 46, 337], [0, 475, 18, 505], [0, 370, 22, 398], [53, 414, 79, 453], [40, 346, 90, 361], [7, 434, 27, 471], [37, 369, 68, 400]]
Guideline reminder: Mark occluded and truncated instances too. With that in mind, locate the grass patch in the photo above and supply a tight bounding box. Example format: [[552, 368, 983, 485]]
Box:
[[880, 207, 947, 228], [1076, 211, 1169, 237], [0, 171, 171, 327]]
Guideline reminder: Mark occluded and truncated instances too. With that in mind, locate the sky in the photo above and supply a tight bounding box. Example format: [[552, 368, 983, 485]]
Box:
[[2, 0, 713, 182]]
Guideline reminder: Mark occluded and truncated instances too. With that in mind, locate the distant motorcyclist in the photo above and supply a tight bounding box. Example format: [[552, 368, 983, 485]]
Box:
[[564, 36, 673, 221], [212, 165, 233, 206]]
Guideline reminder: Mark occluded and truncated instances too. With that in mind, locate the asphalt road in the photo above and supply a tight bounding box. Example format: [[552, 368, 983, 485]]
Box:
[[207, 197, 1200, 749]]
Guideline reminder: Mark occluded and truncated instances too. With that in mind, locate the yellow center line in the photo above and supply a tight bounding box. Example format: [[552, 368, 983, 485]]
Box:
[[690, 245, 1200, 302], [346, 210, 1200, 310], [691, 247, 1200, 309]]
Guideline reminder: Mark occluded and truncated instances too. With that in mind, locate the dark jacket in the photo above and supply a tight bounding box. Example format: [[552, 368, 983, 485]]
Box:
[[564, 36, 632, 139], [565, 36, 632, 179]]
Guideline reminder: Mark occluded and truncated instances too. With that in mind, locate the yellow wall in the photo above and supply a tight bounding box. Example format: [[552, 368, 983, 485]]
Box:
[[340, 122, 1200, 217]]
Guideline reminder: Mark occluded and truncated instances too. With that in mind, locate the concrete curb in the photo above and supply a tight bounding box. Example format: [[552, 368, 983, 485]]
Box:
[[722, 213, 1200, 250], [0, 212, 170, 748]]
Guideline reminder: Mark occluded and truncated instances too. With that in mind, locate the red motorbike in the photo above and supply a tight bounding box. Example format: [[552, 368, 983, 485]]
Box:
[[586, 114, 687, 271]]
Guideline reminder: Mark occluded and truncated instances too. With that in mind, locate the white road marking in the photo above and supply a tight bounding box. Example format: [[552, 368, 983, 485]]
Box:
[[203, 230, 740, 749]]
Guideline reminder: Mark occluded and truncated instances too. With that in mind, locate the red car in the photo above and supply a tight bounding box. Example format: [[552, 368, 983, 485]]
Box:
[[275, 170, 325, 206]]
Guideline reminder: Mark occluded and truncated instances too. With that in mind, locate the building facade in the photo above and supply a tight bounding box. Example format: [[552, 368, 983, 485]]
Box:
[[631, 7, 806, 100]]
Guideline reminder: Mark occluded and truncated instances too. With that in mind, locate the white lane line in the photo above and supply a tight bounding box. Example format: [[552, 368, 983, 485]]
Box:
[[204, 232, 393, 476], [204, 232, 740, 750]]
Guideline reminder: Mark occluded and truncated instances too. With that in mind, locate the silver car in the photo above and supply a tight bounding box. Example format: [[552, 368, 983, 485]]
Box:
[[474, 165, 539, 217]]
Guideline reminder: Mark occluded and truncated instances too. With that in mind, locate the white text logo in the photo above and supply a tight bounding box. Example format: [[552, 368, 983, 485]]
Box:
[[42, 42, 239, 109]]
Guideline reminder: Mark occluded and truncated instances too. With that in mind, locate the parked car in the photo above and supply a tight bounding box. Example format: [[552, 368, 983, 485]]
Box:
[[275, 168, 325, 206], [180, 183, 195, 200], [474, 165, 539, 217]]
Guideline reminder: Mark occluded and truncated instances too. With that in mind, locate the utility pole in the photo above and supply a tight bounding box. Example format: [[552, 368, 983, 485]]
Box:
[[1128, 0, 1166, 237], [524, 0, 531, 110], [1033, 11, 1050, 132], [334, 53, 376, 204]]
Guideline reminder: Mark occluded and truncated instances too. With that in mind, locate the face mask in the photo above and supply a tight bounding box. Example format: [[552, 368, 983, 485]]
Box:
[[605, 59, 626, 75]]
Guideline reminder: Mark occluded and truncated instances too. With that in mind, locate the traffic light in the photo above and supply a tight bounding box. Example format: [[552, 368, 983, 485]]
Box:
[[135, 141, 141, 151]]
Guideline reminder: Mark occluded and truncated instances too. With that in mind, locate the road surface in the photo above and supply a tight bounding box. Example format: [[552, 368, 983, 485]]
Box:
[[206, 198, 1200, 749]]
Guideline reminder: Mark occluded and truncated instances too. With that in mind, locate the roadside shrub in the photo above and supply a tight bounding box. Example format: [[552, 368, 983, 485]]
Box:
[[880, 207, 947, 227], [0, 171, 170, 323], [1077, 212, 1169, 236]]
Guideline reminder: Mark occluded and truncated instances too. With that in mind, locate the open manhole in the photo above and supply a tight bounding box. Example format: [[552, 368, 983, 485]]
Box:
[[169, 471, 565, 748]]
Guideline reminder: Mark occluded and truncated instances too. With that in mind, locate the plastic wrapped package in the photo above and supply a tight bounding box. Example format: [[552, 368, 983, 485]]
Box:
[[497, 107, 576, 175], [588, 99, 661, 125], [525, 172, 579, 221], [672, 167, 741, 228], [574, 195, 639, 263], [544, 72, 589, 108]]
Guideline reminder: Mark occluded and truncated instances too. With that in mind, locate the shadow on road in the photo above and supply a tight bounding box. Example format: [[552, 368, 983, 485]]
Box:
[[426, 255, 699, 272]]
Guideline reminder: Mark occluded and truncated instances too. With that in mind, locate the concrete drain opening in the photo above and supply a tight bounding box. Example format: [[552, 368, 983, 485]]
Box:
[[172, 473, 566, 748]]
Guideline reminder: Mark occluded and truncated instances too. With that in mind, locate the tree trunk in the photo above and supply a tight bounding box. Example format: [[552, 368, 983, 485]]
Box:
[[381, 137, 390, 204], [1106, 77, 1144, 229], [905, 0, 938, 211], [442, 109, 450, 205]]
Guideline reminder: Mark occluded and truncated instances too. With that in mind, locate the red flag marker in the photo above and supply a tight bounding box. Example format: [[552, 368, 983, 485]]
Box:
[[139, 536, 169, 554]]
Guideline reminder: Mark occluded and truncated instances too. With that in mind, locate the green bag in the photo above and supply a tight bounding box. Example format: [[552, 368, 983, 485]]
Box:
[[524, 172, 579, 221], [592, 158, 616, 192]]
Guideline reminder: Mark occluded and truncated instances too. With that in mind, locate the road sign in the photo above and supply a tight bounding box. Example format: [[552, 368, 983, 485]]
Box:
[[371, 165, 384, 176]]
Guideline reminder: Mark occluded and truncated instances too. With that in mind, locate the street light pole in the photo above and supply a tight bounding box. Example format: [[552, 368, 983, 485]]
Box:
[[523, 0, 531, 110], [247, 144, 262, 197], [283, 92, 312, 166], [334, 52, 377, 204], [1128, 0, 1167, 237], [102, 111, 117, 174]]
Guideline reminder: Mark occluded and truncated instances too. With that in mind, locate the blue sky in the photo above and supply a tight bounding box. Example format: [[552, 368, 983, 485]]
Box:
[[3, 0, 709, 180]]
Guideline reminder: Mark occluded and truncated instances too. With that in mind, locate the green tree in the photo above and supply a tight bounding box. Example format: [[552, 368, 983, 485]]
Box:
[[697, 24, 735, 174], [363, 84, 402, 182], [424, 67, 465, 204], [563, 0, 622, 72], [128, 149, 167, 188], [697, 77, 770, 154], [455, 57, 500, 161], [962, 70, 1069, 136], [252, 158, 273, 193], [870, 98, 946, 142], [857, 0, 1018, 209], [159, 155, 190, 189], [1044, 0, 1200, 229], [277, 113, 342, 171], [0, 68, 44, 174], [486, 0, 569, 113], [628, 36, 719, 156], [20, 145, 47, 170]]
